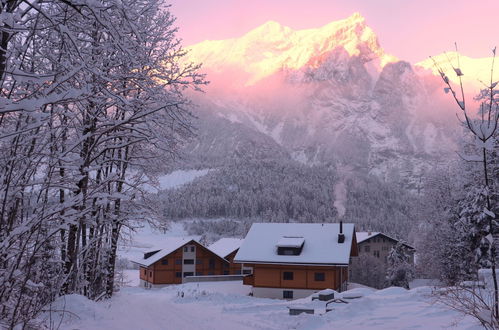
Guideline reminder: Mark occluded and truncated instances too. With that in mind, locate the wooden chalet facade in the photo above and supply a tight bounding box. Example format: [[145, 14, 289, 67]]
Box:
[[208, 238, 246, 275], [235, 222, 358, 300], [355, 232, 415, 264], [132, 238, 229, 288]]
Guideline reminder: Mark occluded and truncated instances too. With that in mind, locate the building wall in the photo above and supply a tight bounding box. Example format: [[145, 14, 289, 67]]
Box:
[[140, 241, 229, 286], [252, 287, 318, 300], [245, 263, 348, 293], [195, 244, 226, 276], [226, 250, 243, 275], [357, 235, 415, 264]]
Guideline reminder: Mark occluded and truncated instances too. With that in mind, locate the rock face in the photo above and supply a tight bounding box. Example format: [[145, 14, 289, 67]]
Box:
[[181, 13, 463, 188]]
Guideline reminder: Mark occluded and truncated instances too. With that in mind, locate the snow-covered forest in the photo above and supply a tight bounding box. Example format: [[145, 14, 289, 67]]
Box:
[[154, 162, 417, 239], [0, 0, 498, 329]]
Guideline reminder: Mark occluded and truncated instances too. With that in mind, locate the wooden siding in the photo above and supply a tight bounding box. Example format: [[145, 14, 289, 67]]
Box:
[[244, 263, 349, 291], [141, 240, 230, 285], [225, 249, 243, 275]]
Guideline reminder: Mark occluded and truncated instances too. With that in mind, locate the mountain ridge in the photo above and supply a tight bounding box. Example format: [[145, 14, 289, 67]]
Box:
[[186, 12, 397, 86]]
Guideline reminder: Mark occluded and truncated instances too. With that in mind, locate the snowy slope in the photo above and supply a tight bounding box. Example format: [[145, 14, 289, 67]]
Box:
[[416, 52, 496, 88], [117, 221, 199, 265], [41, 282, 481, 330]]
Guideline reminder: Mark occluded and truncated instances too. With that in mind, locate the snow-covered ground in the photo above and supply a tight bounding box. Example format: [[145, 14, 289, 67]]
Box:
[[143, 169, 211, 193], [117, 221, 198, 264], [41, 280, 481, 330]]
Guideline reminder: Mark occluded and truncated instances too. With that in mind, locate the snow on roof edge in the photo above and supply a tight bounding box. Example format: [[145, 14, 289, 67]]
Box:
[[356, 231, 415, 249], [130, 238, 230, 267]]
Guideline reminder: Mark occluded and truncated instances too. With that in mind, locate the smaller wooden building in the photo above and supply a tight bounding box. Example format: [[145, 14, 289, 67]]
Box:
[[132, 238, 229, 288], [208, 238, 245, 275], [355, 232, 415, 264]]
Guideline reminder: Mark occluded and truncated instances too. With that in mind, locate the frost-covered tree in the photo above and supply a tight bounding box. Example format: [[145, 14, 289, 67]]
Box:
[[0, 1, 204, 327], [430, 46, 498, 327], [414, 166, 475, 283], [351, 255, 386, 289], [386, 242, 414, 289]]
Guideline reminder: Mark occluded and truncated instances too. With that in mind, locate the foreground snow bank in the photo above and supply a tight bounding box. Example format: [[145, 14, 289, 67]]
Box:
[[40, 282, 482, 330]]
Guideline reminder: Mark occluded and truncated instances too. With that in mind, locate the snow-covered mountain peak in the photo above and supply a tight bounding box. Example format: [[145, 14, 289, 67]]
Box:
[[415, 52, 496, 88], [186, 13, 395, 85], [243, 20, 291, 39]]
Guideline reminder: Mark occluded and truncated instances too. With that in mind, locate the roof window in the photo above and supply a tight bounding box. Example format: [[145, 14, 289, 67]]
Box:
[[276, 236, 304, 255]]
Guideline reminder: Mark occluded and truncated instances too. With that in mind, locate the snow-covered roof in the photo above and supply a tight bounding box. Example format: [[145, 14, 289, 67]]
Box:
[[234, 223, 356, 265], [277, 236, 305, 248], [208, 238, 244, 258], [356, 232, 381, 244], [356, 232, 415, 250], [131, 237, 200, 267]]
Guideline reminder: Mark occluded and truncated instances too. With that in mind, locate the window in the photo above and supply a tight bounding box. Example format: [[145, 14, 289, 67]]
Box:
[[242, 269, 252, 275], [175, 272, 182, 278], [314, 272, 325, 281], [149, 271, 152, 277], [208, 272, 214, 275], [175, 259, 182, 265], [196, 259, 203, 265], [183, 259, 194, 265], [283, 272, 293, 280], [190, 246, 195, 252], [184, 246, 188, 252], [283, 290, 293, 299], [161, 259, 168, 265], [209, 258, 215, 269], [143, 269, 146, 275], [364, 245, 371, 252], [382, 246, 389, 251], [223, 270, 229, 275], [374, 251, 380, 258], [196, 272, 203, 276], [183, 272, 194, 277], [277, 247, 302, 256]]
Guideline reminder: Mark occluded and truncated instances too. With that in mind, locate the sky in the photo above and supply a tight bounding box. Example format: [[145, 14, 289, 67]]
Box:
[[167, 0, 498, 64]]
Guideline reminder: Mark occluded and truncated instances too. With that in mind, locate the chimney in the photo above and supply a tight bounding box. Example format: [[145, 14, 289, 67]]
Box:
[[338, 221, 345, 243]]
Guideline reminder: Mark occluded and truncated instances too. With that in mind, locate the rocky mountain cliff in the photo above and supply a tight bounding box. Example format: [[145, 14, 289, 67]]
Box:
[[179, 13, 464, 189]]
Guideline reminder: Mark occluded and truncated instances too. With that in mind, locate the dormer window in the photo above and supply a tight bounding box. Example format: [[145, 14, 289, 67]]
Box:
[[276, 236, 304, 256], [144, 250, 160, 259]]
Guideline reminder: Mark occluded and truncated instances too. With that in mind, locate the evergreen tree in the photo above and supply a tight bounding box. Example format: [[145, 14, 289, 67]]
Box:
[[386, 242, 414, 289]]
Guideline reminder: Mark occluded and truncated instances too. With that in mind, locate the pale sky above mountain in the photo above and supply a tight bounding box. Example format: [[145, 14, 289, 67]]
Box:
[[168, 0, 498, 63]]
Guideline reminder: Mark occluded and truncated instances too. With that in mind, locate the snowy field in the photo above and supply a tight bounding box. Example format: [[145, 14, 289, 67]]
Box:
[[47, 223, 478, 329], [41, 280, 481, 330], [143, 169, 211, 193], [117, 221, 196, 265]]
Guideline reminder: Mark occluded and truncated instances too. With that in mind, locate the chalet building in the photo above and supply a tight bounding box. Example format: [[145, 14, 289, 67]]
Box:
[[234, 222, 358, 300], [132, 238, 229, 288], [355, 231, 415, 264], [208, 238, 249, 275]]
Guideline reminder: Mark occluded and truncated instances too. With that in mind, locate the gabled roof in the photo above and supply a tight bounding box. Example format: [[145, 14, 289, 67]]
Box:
[[356, 232, 415, 250], [234, 223, 356, 266], [208, 238, 244, 259], [356, 232, 381, 244], [131, 237, 200, 267]]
